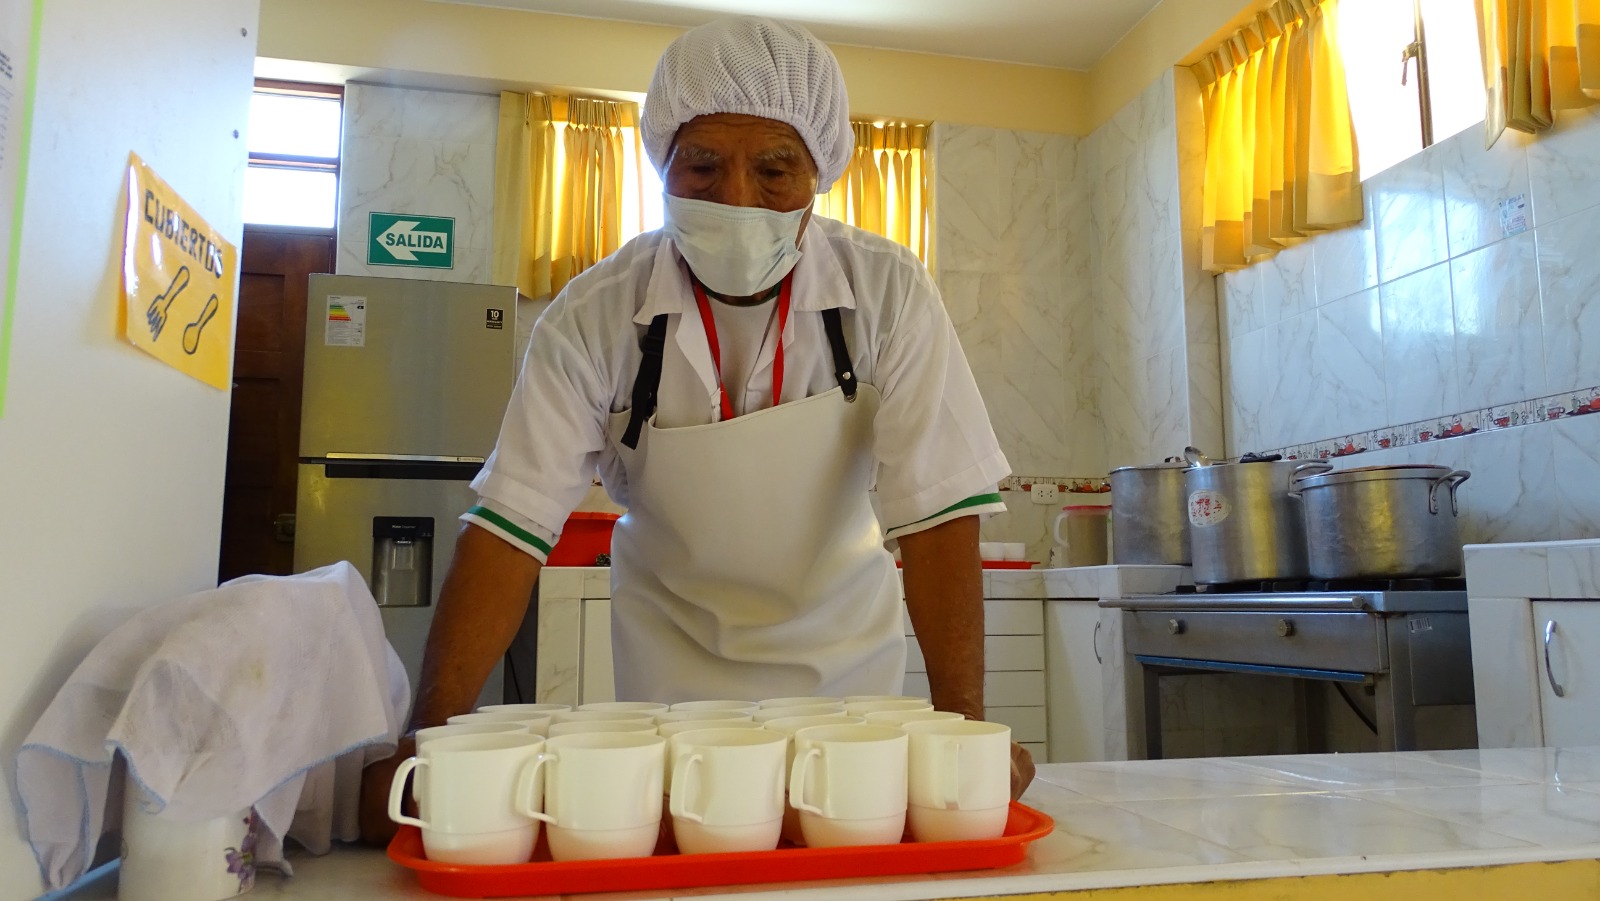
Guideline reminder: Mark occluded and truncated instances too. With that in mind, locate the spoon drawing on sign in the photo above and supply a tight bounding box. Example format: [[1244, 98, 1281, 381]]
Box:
[[183, 293, 220, 355], [145, 265, 190, 340]]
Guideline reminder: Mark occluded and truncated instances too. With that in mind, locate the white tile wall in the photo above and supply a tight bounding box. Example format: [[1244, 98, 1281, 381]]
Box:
[[337, 84, 498, 284], [1219, 108, 1600, 543]]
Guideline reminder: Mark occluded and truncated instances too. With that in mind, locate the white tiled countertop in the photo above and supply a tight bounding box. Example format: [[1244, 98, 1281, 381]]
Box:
[[1464, 538, 1600, 599], [65, 748, 1600, 900]]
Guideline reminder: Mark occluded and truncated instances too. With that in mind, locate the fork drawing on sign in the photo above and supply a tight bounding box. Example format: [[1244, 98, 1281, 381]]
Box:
[[183, 294, 220, 355], [145, 266, 190, 341]]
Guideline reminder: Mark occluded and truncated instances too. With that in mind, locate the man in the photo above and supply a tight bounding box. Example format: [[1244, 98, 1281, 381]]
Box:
[[359, 16, 1034, 844]]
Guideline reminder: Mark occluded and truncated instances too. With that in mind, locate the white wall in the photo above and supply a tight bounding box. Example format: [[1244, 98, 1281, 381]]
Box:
[[0, 2, 258, 895], [1220, 108, 1600, 543]]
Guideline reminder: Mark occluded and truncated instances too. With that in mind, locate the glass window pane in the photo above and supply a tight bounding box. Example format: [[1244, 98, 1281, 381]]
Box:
[[1341, 0, 1424, 180], [248, 93, 342, 159], [243, 167, 336, 228], [1420, 0, 1488, 143]]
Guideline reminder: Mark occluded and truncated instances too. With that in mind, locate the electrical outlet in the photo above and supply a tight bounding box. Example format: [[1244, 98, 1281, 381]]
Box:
[[1030, 483, 1059, 505]]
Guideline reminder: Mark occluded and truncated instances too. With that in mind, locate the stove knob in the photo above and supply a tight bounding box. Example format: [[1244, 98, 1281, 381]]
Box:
[[1167, 618, 1185, 635], [1276, 618, 1296, 637]]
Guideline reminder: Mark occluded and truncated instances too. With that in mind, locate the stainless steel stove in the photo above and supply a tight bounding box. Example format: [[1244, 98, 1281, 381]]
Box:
[[1103, 582, 1476, 757]]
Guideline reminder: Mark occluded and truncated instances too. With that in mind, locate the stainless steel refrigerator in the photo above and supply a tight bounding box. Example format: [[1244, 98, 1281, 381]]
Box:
[[293, 273, 519, 708]]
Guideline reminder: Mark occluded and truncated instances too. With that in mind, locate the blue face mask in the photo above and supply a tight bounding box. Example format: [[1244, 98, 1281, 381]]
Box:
[[663, 195, 807, 297]]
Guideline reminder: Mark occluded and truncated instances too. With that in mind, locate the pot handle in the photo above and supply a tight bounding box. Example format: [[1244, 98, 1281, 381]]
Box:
[[1286, 461, 1334, 497], [1428, 470, 1472, 515]]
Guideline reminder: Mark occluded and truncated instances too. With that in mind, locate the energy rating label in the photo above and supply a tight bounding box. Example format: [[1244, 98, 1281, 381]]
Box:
[[324, 295, 365, 347]]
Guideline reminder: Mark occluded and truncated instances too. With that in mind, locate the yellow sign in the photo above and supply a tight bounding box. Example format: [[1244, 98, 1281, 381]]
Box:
[[120, 152, 236, 389]]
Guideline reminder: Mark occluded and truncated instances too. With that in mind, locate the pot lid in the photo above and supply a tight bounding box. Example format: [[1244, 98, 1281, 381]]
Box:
[[1109, 461, 1189, 474], [1293, 463, 1456, 488]]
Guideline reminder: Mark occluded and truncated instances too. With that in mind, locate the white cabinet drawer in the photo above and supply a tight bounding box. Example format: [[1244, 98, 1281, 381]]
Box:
[[903, 601, 1045, 636], [987, 706, 1047, 743], [906, 638, 925, 673], [986, 670, 1045, 707], [903, 671, 931, 699], [985, 636, 1044, 671], [985, 600, 1043, 635]]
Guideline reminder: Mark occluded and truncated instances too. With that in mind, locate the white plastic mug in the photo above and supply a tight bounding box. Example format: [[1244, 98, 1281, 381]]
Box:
[[119, 781, 257, 901], [863, 709, 965, 727], [669, 699, 759, 714], [654, 709, 753, 726], [550, 709, 656, 725], [842, 698, 934, 717], [760, 714, 865, 846], [789, 724, 908, 848], [669, 728, 787, 854], [526, 732, 666, 861], [546, 719, 659, 738], [751, 703, 844, 723], [387, 732, 546, 865], [758, 696, 842, 709], [901, 719, 1012, 842], [577, 700, 670, 716], [446, 710, 553, 736], [477, 702, 571, 715], [412, 722, 529, 803]]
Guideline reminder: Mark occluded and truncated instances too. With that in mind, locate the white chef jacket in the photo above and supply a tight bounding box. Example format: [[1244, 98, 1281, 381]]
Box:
[[466, 215, 1008, 558]]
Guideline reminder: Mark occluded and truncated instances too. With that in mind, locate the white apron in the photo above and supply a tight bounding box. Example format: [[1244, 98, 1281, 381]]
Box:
[[603, 383, 905, 703]]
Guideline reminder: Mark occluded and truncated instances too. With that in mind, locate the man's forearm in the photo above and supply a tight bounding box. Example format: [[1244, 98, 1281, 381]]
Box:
[[409, 522, 543, 731], [898, 515, 984, 720]]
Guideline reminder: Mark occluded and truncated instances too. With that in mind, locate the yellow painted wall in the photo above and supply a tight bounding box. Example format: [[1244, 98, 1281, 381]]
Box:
[[1085, 0, 1275, 131], [255, 0, 1090, 135], [257, 0, 1280, 136]]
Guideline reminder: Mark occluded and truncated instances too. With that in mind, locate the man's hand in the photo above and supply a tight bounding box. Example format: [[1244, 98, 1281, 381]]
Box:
[[1010, 740, 1036, 800], [359, 736, 415, 847]]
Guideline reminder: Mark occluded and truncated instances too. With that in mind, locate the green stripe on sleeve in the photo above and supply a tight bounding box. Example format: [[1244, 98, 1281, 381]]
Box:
[[890, 492, 1004, 532], [466, 505, 554, 555]]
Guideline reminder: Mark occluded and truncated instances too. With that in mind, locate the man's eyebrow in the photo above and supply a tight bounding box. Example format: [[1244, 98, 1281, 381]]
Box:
[[755, 146, 803, 165], [670, 144, 722, 164]]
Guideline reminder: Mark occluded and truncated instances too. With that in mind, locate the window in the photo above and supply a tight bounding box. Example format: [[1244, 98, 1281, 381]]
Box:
[[1340, 0, 1487, 179], [243, 81, 343, 229]]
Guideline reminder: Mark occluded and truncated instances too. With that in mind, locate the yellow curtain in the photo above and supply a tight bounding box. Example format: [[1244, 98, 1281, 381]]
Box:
[[1477, 1, 1600, 147], [815, 121, 930, 263], [1194, 0, 1363, 273], [492, 93, 641, 300]]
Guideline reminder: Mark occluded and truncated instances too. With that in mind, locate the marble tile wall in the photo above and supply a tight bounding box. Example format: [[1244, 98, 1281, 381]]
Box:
[[1220, 106, 1600, 543], [337, 83, 498, 285], [932, 122, 1098, 562]]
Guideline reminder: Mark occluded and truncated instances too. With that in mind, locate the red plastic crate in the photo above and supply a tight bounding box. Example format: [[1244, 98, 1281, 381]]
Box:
[[387, 801, 1054, 898]]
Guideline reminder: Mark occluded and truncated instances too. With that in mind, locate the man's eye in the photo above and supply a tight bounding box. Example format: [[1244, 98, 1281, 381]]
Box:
[[762, 168, 789, 179]]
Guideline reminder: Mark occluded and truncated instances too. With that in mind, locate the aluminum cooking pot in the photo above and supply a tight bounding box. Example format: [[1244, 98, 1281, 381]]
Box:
[[1183, 451, 1332, 584], [1107, 461, 1190, 565], [1289, 464, 1471, 579]]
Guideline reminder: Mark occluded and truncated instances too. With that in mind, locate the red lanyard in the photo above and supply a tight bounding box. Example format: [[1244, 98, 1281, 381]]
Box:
[[692, 275, 792, 422]]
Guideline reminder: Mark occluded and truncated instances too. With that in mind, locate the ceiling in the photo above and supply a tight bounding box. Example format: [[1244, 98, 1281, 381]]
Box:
[[427, 0, 1169, 71]]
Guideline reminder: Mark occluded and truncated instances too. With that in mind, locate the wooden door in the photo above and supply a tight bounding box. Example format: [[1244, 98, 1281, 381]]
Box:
[[217, 228, 335, 582]]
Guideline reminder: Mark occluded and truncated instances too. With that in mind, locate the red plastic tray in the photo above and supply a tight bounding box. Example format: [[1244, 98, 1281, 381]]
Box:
[[387, 801, 1054, 898], [894, 560, 1036, 570]]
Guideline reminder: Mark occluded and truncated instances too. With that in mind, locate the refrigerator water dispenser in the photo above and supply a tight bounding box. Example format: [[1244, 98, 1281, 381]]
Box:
[[373, 516, 434, 607]]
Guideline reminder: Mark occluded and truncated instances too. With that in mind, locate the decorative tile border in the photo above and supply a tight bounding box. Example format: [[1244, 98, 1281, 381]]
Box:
[[999, 475, 1112, 495], [1268, 384, 1600, 461]]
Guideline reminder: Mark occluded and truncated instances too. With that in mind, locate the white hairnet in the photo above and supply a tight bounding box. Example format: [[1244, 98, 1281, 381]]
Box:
[[643, 17, 853, 193]]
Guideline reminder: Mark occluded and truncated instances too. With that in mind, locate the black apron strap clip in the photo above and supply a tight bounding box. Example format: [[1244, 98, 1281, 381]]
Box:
[[621, 314, 670, 449], [820, 307, 857, 403]]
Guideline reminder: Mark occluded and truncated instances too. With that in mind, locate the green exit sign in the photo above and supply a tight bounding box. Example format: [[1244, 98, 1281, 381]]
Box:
[[367, 212, 455, 269]]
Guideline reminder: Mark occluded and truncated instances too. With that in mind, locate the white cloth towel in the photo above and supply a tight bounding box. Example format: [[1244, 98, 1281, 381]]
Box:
[[17, 562, 410, 890]]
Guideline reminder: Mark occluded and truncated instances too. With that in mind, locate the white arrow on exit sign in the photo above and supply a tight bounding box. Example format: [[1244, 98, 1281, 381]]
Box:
[[377, 220, 451, 261]]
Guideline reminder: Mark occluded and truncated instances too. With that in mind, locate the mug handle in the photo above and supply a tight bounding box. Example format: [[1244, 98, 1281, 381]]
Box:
[[516, 752, 556, 824], [1052, 511, 1069, 548], [788, 747, 825, 816], [668, 753, 705, 823], [387, 757, 429, 829], [940, 739, 962, 810]]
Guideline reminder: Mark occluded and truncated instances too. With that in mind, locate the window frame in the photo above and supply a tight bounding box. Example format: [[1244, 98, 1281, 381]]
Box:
[[245, 79, 344, 232]]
